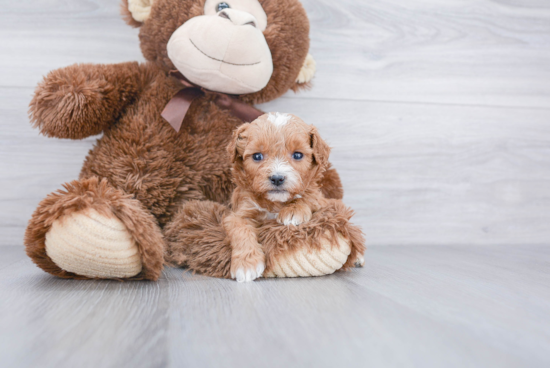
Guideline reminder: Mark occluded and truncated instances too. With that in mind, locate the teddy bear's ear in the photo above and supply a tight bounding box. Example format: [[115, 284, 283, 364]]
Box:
[[121, 0, 154, 27], [296, 54, 316, 85]]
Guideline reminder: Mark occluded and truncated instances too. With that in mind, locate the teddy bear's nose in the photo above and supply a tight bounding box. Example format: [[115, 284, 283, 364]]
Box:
[[270, 175, 286, 187], [218, 9, 258, 28]]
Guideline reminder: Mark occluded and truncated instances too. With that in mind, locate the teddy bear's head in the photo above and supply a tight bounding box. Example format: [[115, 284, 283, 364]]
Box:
[[121, 0, 315, 104]]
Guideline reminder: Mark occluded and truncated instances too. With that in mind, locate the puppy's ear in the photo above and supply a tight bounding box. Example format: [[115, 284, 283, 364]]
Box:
[[227, 123, 250, 163], [310, 126, 331, 170]]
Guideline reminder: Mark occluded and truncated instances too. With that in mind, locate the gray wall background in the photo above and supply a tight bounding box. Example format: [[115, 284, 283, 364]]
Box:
[[1, 0, 549, 247]]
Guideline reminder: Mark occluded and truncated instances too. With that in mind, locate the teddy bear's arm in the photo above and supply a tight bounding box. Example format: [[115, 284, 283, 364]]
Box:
[[29, 62, 147, 139]]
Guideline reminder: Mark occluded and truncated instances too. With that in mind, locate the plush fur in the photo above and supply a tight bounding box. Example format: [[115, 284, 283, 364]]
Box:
[[25, 0, 344, 280], [165, 199, 365, 279], [164, 200, 232, 278], [25, 178, 165, 280]]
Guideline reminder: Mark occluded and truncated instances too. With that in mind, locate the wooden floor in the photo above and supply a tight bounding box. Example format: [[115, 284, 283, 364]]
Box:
[[1, 245, 549, 368], [1, 0, 550, 367]]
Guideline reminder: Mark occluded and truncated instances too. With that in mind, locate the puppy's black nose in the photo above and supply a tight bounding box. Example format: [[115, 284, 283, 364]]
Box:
[[270, 175, 286, 187]]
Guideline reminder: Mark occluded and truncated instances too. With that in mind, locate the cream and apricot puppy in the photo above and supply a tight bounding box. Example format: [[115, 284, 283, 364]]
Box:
[[223, 113, 332, 282]]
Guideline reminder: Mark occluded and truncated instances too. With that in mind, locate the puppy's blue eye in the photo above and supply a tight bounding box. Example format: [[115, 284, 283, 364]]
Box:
[[217, 2, 230, 11], [252, 153, 263, 161], [292, 152, 304, 160]]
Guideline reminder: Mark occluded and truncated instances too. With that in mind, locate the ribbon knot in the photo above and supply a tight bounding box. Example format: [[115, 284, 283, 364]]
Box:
[[161, 71, 263, 132]]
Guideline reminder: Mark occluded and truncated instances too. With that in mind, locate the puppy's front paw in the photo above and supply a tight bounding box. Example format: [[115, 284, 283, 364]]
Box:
[[232, 263, 265, 283], [231, 255, 265, 283], [277, 206, 312, 226]]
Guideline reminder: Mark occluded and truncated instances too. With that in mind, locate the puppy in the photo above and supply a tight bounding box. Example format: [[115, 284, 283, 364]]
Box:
[[223, 113, 332, 282]]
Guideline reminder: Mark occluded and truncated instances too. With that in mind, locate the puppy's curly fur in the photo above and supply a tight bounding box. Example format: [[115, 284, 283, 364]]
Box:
[[223, 114, 335, 282], [164, 115, 365, 280]]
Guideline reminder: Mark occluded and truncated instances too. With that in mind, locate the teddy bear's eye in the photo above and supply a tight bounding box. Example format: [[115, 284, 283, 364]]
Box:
[[252, 153, 263, 162], [217, 2, 231, 12], [292, 152, 304, 160]]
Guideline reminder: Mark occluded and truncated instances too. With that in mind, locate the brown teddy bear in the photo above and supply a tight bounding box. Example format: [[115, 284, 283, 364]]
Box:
[[24, 0, 359, 281]]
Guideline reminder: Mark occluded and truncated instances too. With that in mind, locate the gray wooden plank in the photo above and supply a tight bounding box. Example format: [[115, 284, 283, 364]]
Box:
[[0, 246, 27, 270], [1, 0, 549, 107], [301, 0, 550, 107], [0, 245, 549, 368], [0, 0, 143, 89], [0, 253, 170, 368]]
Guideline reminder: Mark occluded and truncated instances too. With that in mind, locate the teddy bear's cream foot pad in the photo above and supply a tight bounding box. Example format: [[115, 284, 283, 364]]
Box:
[[45, 209, 142, 279], [264, 233, 352, 278]]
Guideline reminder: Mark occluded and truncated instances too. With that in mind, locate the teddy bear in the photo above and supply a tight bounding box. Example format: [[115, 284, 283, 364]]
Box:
[[24, 0, 359, 281]]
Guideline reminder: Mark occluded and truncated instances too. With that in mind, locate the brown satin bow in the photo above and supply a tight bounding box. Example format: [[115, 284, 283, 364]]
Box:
[[161, 71, 264, 132]]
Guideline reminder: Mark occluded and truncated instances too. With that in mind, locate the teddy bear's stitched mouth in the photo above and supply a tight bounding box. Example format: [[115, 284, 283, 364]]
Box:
[[189, 38, 261, 66]]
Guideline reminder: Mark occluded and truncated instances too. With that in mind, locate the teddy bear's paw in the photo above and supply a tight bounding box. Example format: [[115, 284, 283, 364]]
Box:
[[264, 232, 351, 278], [354, 255, 365, 268], [45, 208, 142, 279]]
